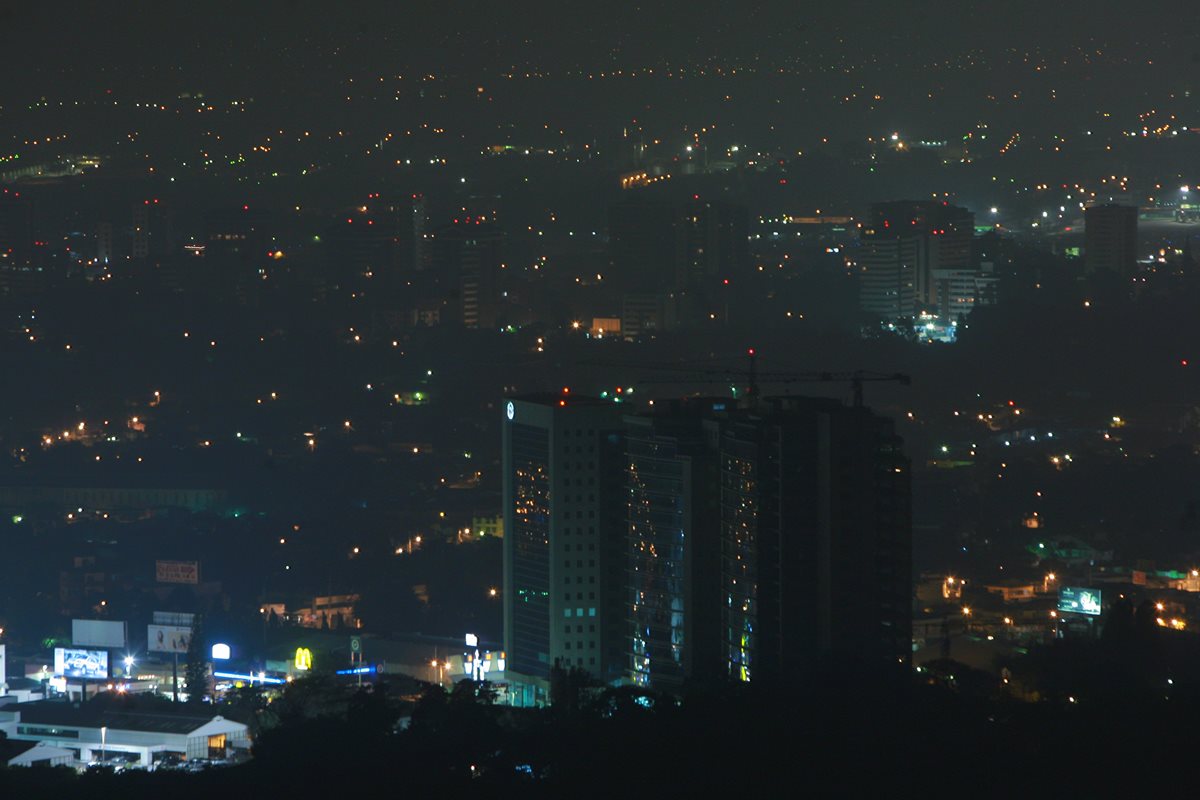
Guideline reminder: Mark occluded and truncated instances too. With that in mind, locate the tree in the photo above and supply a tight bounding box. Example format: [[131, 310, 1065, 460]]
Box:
[[184, 614, 208, 704]]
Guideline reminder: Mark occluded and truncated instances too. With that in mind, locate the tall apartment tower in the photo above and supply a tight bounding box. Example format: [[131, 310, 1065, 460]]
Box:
[[718, 398, 911, 683], [858, 201, 975, 321], [95, 222, 113, 265], [625, 403, 725, 690], [856, 227, 919, 323], [502, 394, 626, 706], [431, 218, 505, 329], [1084, 203, 1138, 275], [0, 188, 33, 268], [618, 396, 911, 692]]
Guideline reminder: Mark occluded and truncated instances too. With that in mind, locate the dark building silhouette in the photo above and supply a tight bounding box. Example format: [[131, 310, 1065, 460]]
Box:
[[431, 217, 505, 329], [1084, 203, 1138, 275], [132, 198, 173, 260], [0, 188, 34, 269], [608, 196, 748, 328], [718, 397, 911, 683]]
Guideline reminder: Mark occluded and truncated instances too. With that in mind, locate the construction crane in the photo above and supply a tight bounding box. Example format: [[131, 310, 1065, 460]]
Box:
[[630, 349, 910, 408]]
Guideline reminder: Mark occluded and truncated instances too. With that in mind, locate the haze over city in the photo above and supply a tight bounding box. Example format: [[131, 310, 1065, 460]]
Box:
[[0, 1, 1199, 794]]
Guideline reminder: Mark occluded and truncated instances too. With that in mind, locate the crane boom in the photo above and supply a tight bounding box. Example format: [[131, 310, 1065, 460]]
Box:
[[627, 350, 911, 407]]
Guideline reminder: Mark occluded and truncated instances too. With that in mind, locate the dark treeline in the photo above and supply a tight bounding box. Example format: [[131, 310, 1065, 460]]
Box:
[[2, 654, 1195, 797]]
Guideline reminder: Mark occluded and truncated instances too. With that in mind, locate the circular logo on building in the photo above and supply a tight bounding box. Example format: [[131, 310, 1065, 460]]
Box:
[[506, 401, 515, 420]]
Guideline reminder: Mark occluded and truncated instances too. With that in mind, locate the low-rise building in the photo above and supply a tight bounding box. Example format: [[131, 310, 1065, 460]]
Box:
[[0, 702, 248, 766]]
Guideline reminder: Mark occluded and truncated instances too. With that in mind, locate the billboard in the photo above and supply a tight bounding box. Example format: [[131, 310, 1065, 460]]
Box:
[[148, 624, 192, 654], [1058, 586, 1103, 616], [156, 560, 199, 585], [152, 611, 195, 627], [72, 619, 127, 649], [55, 647, 109, 680]]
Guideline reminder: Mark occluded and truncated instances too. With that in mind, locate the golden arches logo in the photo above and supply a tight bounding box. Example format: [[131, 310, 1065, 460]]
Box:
[[294, 647, 313, 671]]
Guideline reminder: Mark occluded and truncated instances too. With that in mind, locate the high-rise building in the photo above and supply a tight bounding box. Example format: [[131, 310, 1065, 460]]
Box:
[[608, 196, 748, 326], [718, 398, 911, 683], [506, 392, 912, 701], [0, 188, 33, 268], [1084, 203, 1138, 275], [932, 263, 999, 324], [856, 227, 919, 323], [502, 394, 626, 705], [861, 201, 975, 316], [678, 199, 749, 292], [95, 222, 113, 265], [617, 396, 911, 692], [620, 293, 677, 340], [431, 218, 505, 329], [625, 403, 724, 690], [131, 198, 173, 261], [608, 198, 681, 294]]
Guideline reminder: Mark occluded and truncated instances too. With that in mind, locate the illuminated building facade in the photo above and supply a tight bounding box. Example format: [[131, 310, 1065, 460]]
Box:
[[502, 394, 625, 706], [625, 407, 722, 690], [507, 394, 911, 702]]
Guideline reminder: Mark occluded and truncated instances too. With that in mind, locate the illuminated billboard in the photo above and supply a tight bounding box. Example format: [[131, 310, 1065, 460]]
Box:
[[54, 647, 109, 680], [148, 624, 192, 654], [1058, 586, 1103, 616]]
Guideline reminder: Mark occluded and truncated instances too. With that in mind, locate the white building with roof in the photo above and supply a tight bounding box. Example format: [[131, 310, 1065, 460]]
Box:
[[0, 701, 248, 766]]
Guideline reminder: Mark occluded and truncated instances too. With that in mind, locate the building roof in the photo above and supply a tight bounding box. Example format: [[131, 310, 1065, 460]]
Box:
[[509, 393, 611, 408], [0, 740, 40, 760], [14, 700, 237, 735]]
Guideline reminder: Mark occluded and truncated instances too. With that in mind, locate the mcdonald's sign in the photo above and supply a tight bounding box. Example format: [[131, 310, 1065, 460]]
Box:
[[294, 647, 313, 671]]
